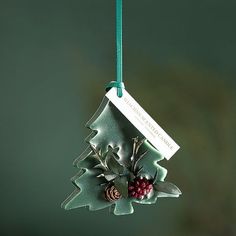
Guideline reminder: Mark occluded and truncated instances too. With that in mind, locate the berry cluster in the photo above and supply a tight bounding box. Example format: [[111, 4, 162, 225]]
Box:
[[128, 177, 153, 199]]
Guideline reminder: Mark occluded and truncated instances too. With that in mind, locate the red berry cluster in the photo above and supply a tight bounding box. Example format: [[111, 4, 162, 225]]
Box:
[[128, 177, 153, 199]]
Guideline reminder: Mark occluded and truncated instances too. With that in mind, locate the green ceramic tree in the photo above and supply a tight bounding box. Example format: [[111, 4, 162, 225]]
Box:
[[62, 97, 181, 215]]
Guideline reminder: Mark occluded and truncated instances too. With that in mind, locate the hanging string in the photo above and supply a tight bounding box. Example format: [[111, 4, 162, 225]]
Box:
[[106, 0, 125, 97]]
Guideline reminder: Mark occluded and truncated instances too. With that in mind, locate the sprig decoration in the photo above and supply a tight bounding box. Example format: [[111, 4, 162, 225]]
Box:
[[62, 137, 181, 215], [130, 137, 148, 175], [90, 144, 129, 198]]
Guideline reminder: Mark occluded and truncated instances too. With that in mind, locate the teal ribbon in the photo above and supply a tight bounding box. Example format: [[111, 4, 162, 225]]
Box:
[[106, 0, 124, 97]]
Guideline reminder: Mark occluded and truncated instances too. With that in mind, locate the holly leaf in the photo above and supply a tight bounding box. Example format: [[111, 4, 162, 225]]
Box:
[[94, 163, 107, 171], [106, 153, 125, 175], [154, 181, 182, 197], [114, 176, 128, 198], [103, 171, 118, 181]]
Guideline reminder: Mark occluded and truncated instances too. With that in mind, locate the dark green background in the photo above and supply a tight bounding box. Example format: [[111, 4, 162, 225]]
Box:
[[0, 0, 235, 236]]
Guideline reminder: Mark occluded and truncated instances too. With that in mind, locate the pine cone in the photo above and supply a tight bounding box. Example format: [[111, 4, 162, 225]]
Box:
[[128, 177, 153, 200], [104, 185, 121, 202]]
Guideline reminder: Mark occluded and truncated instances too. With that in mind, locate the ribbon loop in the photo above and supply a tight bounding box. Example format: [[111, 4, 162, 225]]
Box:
[[106, 0, 124, 98]]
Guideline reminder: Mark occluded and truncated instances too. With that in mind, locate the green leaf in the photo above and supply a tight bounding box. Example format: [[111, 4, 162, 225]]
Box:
[[156, 192, 180, 198], [103, 171, 118, 181], [106, 153, 124, 175], [94, 163, 107, 170], [114, 176, 128, 198], [154, 181, 182, 197]]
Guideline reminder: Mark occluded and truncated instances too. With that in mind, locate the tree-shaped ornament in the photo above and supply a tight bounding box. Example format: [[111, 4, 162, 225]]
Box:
[[62, 0, 181, 215], [61, 92, 181, 215]]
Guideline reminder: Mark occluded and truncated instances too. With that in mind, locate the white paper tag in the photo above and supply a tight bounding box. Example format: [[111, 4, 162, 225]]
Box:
[[106, 88, 180, 160]]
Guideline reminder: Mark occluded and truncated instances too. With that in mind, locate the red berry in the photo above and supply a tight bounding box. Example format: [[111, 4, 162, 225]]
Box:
[[128, 176, 153, 199], [141, 182, 146, 188], [128, 186, 134, 191], [148, 184, 153, 190]]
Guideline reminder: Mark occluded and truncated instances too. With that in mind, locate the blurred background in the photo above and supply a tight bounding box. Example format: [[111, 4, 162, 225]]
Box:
[[0, 0, 236, 235]]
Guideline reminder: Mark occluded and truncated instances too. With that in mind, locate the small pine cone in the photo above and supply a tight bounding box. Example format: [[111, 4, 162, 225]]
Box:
[[104, 185, 121, 202], [128, 177, 153, 200]]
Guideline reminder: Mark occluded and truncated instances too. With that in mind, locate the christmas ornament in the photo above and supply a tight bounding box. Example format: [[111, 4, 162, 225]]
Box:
[[61, 0, 181, 215]]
